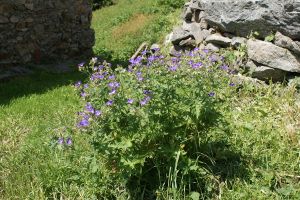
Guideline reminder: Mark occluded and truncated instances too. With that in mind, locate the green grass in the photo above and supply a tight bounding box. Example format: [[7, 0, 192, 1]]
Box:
[[92, 0, 180, 63], [1, 0, 300, 199]]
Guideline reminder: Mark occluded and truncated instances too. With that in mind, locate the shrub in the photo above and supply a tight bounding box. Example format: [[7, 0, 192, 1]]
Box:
[[75, 48, 237, 198], [92, 0, 115, 10]]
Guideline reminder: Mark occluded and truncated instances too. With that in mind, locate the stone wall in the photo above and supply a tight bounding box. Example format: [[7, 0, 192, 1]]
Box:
[[0, 0, 94, 65], [169, 0, 300, 82]]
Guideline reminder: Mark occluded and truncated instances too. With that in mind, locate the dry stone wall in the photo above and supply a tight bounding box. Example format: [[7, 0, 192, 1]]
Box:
[[0, 0, 94, 65], [169, 0, 300, 82]]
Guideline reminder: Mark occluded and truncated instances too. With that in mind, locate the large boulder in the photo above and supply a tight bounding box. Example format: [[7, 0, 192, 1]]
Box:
[[247, 39, 300, 73], [198, 0, 300, 40]]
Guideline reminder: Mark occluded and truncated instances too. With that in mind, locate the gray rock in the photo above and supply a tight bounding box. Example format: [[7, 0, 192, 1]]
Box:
[[199, 18, 208, 29], [179, 38, 196, 48], [171, 27, 193, 45], [231, 37, 247, 48], [205, 43, 220, 52], [197, 0, 300, 40], [247, 39, 300, 73], [182, 7, 193, 22], [274, 32, 300, 55], [205, 34, 232, 47], [244, 60, 257, 73], [252, 65, 287, 82], [0, 15, 9, 23]]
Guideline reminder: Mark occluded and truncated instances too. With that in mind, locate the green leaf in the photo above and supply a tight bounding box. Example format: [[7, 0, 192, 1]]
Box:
[[190, 191, 200, 200]]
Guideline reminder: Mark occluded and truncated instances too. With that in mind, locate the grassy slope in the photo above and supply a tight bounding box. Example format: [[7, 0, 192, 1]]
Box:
[[0, 0, 300, 199], [0, 1, 179, 199]]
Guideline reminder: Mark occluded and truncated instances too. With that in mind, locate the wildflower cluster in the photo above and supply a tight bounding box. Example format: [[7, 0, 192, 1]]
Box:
[[57, 136, 72, 146], [75, 48, 236, 189]]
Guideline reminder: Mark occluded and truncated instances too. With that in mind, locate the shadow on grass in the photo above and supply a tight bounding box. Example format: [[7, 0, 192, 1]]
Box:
[[0, 69, 87, 106]]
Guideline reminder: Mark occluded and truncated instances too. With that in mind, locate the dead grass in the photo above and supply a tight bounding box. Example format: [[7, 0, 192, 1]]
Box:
[[112, 14, 154, 39]]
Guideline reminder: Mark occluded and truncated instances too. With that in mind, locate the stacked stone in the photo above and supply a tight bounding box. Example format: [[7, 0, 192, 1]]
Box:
[[0, 0, 94, 65], [169, 0, 300, 82]]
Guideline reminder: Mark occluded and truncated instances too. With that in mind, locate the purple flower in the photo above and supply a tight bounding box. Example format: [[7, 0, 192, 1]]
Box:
[[58, 137, 64, 145], [148, 55, 156, 62], [188, 51, 195, 57], [168, 65, 177, 71], [66, 137, 72, 146], [136, 71, 144, 81], [109, 89, 116, 95], [203, 49, 209, 54], [208, 92, 215, 97], [140, 96, 151, 106], [92, 74, 104, 80], [127, 98, 134, 104], [84, 84, 89, 89], [192, 62, 203, 69], [106, 100, 113, 106], [143, 90, 152, 95], [78, 62, 85, 69], [229, 82, 236, 87], [78, 119, 89, 127], [74, 81, 82, 88], [80, 92, 87, 97], [108, 82, 120, 89], [95, 110, 102, 117], [141, 50, 148, 55], [220, 65, 229, 71], [129, 56, 142, 66], [193, 47, 200, 51], [108, 75, 115, 80], [188, 60, 194, 66], [85, 102, 94, 114]]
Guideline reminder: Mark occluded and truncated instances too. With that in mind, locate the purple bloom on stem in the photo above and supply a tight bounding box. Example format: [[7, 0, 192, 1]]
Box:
[[220, 65, 229, 71], [129, 56, 142, 66], [109, 89, 116, 95], [136, 71, 144, 81], [229, 82, 236, 87], [108, 82, 120, 89], [66, 137, 72, 146], [143, 90, 152, 95], [208, 92, 215, 97], [78, 119, 89, 127], [127, 98, 134, 104], [148, 55, 156, 62], [74, 81, 82, 88], [58, 137, 64, 145], [192, 62, 203, 69], [95, 110, 102, 117], [80, 92, 87, 97], [108, 75, 115, 80], [142, 50, 148, 55], [106, 100, 113, 106], [78, 62, 85, 68], [140, 96, 151, 106], [203, 49, 209, 54], [84, 84, 89, 89], [169, 65, 177, 71], [193, 47, 200, 51], [85, 102, 94, 113]]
